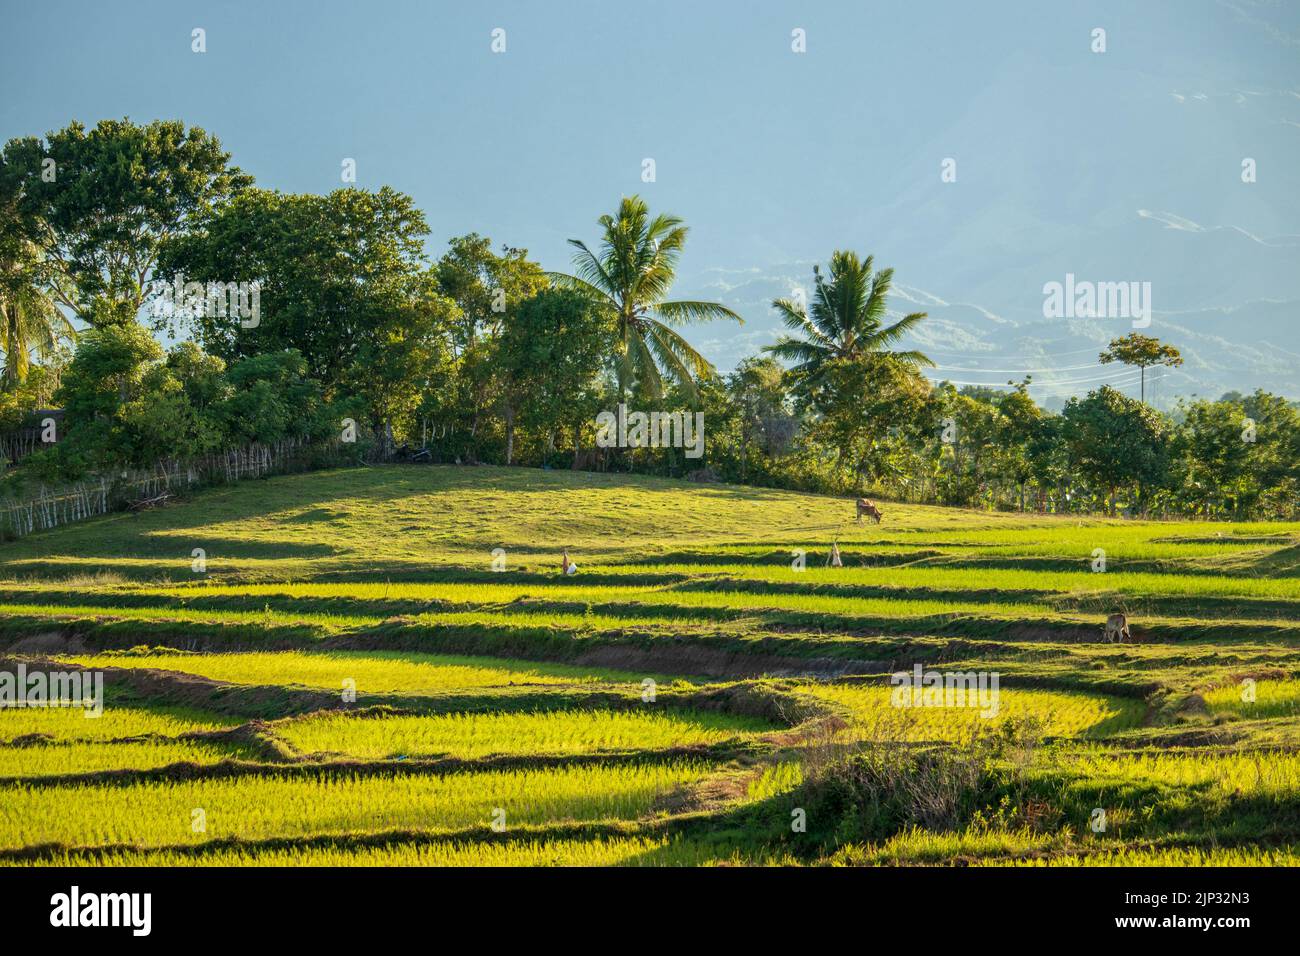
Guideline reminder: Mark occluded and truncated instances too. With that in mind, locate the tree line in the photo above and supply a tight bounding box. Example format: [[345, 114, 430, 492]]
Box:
[[0, 118, 1295, 519]]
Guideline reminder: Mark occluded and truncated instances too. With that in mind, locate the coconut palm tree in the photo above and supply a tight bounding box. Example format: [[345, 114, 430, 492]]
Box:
[[549, 195, 741, 402], [0, 242, 74, 387], [764, 250, 933, 397]]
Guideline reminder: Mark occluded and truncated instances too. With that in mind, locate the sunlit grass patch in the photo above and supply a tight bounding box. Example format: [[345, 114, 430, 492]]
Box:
[[63, 650, 655, 695], [0, 739, 236, 779], [0, 601, 362, 632], [0, 761, 713, 850], [0, 702, 237, 742], [4, 834, 790, 867], [829, 826, 1053, 865], [746, 760, 804, 801], [649, 561, 1300, 601], [1204, 679, 1300, 720], [142, 580, 664, 605], [802, 682, 1144, 741], [1051, 748, 1300, 796], [277, 708, 772, 760], [134, 579, 1045, 619], [633, 587, 1048, 620]]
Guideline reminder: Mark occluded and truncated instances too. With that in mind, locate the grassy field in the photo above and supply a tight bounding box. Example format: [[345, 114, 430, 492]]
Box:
[[1, 464, 1297, 866]]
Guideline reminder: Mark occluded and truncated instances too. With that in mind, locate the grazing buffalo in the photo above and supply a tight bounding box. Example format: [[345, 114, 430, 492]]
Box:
[[856, 498, 883, 524], [1103, 613, 1131, 644]]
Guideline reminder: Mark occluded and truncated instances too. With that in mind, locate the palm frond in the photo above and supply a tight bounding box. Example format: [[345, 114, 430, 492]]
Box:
[[764, 336, 830, 366], [628, 329, 664, 401], [645, 324, 705, 404], [545, 270, 618, 312], [862, 266, 895, 329], [886, 348, 936, 368], [648, 320, 715, 378], [654, 300, 742, 326], [866, 310, 928, 349], [562, 240, 617, 296]]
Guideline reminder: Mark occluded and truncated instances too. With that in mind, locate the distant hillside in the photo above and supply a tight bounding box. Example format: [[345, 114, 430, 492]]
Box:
[[682, 212, 1300, 409]]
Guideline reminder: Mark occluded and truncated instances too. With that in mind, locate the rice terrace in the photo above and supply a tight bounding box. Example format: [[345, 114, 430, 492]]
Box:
[[2, 465, 1298, 868]]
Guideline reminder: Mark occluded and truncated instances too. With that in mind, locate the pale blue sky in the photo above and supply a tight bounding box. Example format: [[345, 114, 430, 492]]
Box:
[[5, 1, 1295, 268], [3, 1, 1298, 396]]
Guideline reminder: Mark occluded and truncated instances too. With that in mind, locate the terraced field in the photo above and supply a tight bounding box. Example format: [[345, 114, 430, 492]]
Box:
[[1, 465, 1298, 866]]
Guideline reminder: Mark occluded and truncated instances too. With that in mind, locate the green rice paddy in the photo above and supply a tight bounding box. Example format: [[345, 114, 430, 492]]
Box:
[[1, 465, 1297, 866]]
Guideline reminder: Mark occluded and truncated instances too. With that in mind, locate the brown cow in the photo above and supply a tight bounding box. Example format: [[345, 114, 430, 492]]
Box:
[[1103, 613, 1131, 644], [856, 498, 882, 524]]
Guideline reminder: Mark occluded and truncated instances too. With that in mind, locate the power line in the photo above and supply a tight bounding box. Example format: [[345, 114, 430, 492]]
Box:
[[929, 362, 1105, 374], [927, 372, 1142, 388], [918, 343, 1109, 359], [927, 366, 1142, 383], [926, 370, 1143, 388]]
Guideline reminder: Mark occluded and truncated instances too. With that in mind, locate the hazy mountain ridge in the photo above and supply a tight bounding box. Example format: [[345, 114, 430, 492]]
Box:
[[681, 211, 1300, 408], [677, 26, 1298, 408]]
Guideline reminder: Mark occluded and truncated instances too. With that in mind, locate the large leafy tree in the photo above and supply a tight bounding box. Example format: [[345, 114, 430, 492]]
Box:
[[157, 186, 436, 432], [0, 119, 251, 326], [996, 379, 1047, 511], [1061, 385, 1171, 514], [494, 288, 610, 465], [1239, 390, 1300, 519], [729, 356, 796, 468], [55, 322, 161, 423], [436, 233, 548, 354], [1171, 397, 1255, 517], [433, 234, 548, 455], [550, 195, 741, 403], [813, 354, 933, 493], [765, 251, 932, 409], [36, 322, 163, 475], [1099, 333, 1183, 403], [216, 350, 333, 447], [1171, 390, 1300, 519], [345, 278, 459, 447], [935, 385, 1001, 506], [36, 332, 333, 479]]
